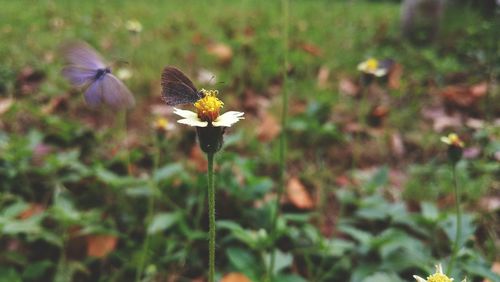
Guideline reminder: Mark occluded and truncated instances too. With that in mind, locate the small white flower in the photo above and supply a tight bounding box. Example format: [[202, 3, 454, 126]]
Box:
[[173, 108, 244, 128], [116, 68, 132, 80], [412, 264, 466, 282], [357, 58, 389, 77], [125, 19, 142, 33]]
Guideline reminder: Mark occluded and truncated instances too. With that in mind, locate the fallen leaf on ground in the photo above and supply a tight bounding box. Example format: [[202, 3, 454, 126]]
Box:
[[478, 197, 500, 212], [367, 105, 390, 127], [18, 203, 45, 220], [390, 132, 405, 158], [42, 96, 68, 114], [190, 145, 208, 172], [206, 42, 233, 64], [485, 262, 500, 282], [439, 82, 488, 107], [339, 77, 360, 97], [421, 106, 463, 132], [86, 234, 117, 258], [257, 112, 281, 142], [388, 63, 402, 89], [221, 273, 252, 282], [299, 42, 322, 57], [0, 98, 14, 115], [287, 177, 314, 209], [15, 67, 45, 95]]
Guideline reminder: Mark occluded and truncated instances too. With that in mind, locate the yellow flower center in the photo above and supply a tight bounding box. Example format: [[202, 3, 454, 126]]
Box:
[[427, 273, 453, 282], [194, 89, 224, 122], [366, 58, 379, 71], [154, 117, 169, 130], [448, 133, 464, 148]]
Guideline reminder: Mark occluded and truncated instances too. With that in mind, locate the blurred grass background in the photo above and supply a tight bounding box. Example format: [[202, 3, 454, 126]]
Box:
[[0, 0, 499, 281]]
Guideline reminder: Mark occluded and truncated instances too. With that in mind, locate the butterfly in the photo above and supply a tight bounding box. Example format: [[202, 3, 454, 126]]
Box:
[[61, 41, 135, 109], [161, 66, 204, 106]]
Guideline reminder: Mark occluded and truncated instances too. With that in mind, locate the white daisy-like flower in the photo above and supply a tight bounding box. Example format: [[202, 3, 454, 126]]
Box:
[[357, 58, 389, 77], [173, 108, 244, 127], [172, 90, 244, 128], [413, 264, 466, 282], [125, 19, 142, 33]]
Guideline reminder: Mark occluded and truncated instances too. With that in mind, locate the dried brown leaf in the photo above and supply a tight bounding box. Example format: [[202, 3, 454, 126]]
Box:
[[221, 273, 253, 282], [86, 235, 117, 258], [257, 113, 281, 142], [18, 203, 45, 220], [317, 66, 330, 89], [388, 63, 403, 89], [299, 42, 322, 57], [440, 82, 488, 107], [287, 177, 314, 209], [190, 145, 208, 172], [339, 77, 360, 97], [206, 42, 233, 64], [0, 98, 14, 115]]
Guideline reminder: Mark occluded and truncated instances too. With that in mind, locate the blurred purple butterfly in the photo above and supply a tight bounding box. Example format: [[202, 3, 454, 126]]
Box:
[[61, 41, 135, 109], [161, 66, 204, 106]]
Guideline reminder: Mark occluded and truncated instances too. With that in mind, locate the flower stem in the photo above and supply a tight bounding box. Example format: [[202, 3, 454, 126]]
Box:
[[266, 1, 289, 281], [207, 152, 216, 282], [447, 164, 461, 275]]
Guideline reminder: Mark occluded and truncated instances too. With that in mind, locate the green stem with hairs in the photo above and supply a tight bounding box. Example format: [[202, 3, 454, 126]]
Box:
[[447, 164, 461, 275], [266, 0, 289, 281], [207, 152, 216, 282]]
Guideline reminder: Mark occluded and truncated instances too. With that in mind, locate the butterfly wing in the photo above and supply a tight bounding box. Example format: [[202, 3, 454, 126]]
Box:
[[100, 74, 135, 109], [62, 65, 98, 88], [83, 78, 104, 107], [161, 66, 201, 106], [61, 41, 107, 70]]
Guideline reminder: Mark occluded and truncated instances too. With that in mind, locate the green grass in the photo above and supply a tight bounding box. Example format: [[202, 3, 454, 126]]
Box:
[[0, 1, 498, 281]]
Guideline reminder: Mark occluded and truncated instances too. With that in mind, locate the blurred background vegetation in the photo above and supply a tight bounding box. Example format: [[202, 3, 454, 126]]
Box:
[[0, 0, 498, 281]]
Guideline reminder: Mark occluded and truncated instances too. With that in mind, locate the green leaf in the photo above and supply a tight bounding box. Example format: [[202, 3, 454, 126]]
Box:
[[1, 214, 44, 235], [440, 213, 475, 247], [147, 212, 179, 234], [421, 201, 439, 221], [274, 274, 307, 282], [338, 225, 373, 246], [226, 247, 258, 279], [22, 260, 53, 280], [153, 163, 184, 183], [0, 267, 22, 282], [463, 261, 500, 282], [361, 272, 403, 282], [263, 249, 293, 275]]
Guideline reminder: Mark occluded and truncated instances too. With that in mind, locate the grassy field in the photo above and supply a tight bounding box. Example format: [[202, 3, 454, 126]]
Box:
[[0, 1, 499, 281]]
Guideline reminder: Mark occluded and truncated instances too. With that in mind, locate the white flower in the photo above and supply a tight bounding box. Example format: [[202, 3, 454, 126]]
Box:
[[357, 58, 389, 77], [413, 264, 466, 282], [173, 108, 244, 128], [125, 19, 142, 33]]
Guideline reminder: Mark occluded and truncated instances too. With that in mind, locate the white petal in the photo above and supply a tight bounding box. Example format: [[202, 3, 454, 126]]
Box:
[[357, 62, 367, 71], [173, 107, 198, 119], [413, 275, 427, 282], [177, 118, 208, 127], [436, 264, 444, 274], [374, 69, 388, 77], [212, 111, 245, 127]]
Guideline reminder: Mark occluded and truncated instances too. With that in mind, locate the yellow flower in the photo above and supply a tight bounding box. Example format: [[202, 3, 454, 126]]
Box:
[[440, 133, 464, 148], [173, 89, 244, 128], [357, 58, 388, 77], [413, 264, 466, 282], [153, 117, 174, 132], [194, 89, 224, 122]]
